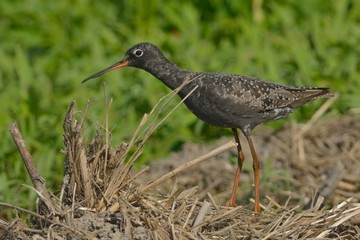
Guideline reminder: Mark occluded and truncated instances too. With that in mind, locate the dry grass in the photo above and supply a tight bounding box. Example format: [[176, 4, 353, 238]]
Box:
[[1, 92, 359, 239]]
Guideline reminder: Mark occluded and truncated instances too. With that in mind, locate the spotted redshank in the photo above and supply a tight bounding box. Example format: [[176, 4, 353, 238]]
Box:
[[82, 42, 334, 213]]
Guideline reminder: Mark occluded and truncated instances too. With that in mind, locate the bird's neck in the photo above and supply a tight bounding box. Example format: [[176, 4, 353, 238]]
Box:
[[144, 59, 192, 91]]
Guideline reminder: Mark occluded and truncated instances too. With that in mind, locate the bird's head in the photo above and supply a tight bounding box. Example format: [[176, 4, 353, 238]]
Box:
[[82, 42, 164, 83]]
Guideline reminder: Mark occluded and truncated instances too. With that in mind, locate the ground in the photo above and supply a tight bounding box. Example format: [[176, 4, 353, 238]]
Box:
[[1, 102, 359, 239], [138, 115, 359, 209]]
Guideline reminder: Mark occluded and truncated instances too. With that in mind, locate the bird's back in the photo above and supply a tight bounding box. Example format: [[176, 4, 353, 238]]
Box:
[[181, 72, 333, 133]]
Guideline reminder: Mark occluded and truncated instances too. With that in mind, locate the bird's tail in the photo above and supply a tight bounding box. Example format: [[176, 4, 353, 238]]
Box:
[[289, 87, 335, 108]]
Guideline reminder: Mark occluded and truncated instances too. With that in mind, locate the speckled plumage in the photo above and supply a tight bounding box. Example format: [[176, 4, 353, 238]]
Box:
[[82, 42, 334, 213]]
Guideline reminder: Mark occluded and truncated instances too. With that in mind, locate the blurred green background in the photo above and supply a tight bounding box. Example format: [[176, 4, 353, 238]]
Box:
[[1, 0, 359, 217]]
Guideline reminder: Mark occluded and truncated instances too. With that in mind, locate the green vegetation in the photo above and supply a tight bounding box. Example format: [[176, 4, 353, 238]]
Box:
[[1, 0, 359, 216]]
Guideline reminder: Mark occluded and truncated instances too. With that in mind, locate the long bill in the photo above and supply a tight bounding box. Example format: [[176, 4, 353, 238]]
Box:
[[81, 59, 129, 83]]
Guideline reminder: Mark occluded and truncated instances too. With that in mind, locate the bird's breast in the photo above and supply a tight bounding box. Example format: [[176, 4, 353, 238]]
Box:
[[181, 84, 253, 128]]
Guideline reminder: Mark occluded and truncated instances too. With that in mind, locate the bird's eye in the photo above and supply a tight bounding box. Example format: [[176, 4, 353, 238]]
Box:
[[134, 49, 143, 57]]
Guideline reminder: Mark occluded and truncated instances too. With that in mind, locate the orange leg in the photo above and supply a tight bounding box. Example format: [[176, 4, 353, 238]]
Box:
[[246, 136, 260, 213], [229, 128, 245, 207]]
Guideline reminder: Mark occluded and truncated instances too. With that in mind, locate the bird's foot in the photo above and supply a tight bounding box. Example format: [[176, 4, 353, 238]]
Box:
[[228, 199, 237, 208]]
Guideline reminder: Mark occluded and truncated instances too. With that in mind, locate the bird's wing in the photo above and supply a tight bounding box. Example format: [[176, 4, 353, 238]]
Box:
[[263, 87, 333, 110], [220, 75, 333, 112]]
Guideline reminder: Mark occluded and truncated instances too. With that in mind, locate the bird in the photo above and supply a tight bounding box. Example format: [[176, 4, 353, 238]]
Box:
[[82, 42, 334, 213]]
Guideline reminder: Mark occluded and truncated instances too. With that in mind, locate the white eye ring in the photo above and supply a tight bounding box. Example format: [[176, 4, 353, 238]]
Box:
[[134, 49, 143, 57]]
